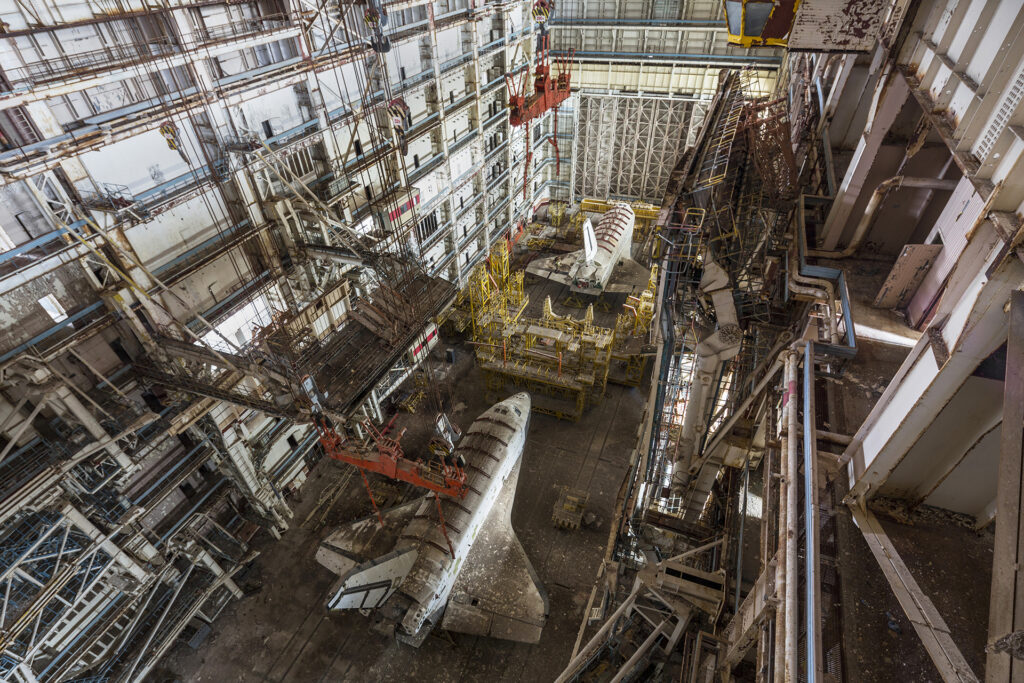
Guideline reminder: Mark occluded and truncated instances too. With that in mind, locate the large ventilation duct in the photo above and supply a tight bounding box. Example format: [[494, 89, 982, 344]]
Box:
[[671, 262, 742, 494]]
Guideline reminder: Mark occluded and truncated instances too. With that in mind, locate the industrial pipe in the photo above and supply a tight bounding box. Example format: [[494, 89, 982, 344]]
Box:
[[787, 257, 838, 344], [794, 199, 858, 358], [802, 341, 824, 682], [773, 429, 787, 682], [784, 350, 799, 683], [808, 176, 960, 259]]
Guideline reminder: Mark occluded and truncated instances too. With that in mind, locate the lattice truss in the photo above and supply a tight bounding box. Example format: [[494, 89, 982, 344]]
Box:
[[0, 511, 114, 678], [572, 95, 695, 201]]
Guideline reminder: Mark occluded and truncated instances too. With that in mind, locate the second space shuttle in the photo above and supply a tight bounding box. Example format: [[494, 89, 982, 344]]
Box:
[[527, 203, 650, 295], [314, 393, 548, 646]]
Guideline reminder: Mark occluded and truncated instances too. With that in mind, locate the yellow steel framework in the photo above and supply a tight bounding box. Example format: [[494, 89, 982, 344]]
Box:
[[610, 265, 658, 386], [454, 241, 661, 419], [474, 289, 614, 421]]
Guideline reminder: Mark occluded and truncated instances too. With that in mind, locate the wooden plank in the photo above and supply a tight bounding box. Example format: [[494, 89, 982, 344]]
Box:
[[873, 244, 943, 309], [987, 289, 1024, 682], [852, 506, 979, 682]]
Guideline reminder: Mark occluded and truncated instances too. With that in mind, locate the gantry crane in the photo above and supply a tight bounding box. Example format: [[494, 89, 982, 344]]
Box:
[[507, 0, 574, 198], [304, 376, 467, 555]]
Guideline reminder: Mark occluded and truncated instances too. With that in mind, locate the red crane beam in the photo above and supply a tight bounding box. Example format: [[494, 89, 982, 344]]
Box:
[[312, 414, 468, 500]]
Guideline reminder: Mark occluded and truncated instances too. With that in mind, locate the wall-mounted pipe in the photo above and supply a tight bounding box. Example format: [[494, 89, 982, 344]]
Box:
[[787, 254, 838, 344], [784, 350, 799, 682], [796, 197, 858, 359], [774, 423, 787, 682], [802, 341, 824, 682], [808, 176, 959, 260]]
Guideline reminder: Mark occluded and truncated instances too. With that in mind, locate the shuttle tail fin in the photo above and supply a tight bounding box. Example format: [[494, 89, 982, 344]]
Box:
[[326, 547, 418, 610], [582, 218, 597, 262]]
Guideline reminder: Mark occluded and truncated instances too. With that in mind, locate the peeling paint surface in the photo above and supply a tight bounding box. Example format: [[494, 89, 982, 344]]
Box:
[[788, 0, 888, 52]]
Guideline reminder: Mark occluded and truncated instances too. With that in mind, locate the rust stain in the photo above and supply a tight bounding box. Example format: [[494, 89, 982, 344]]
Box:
[[792, 0, 887, 51]]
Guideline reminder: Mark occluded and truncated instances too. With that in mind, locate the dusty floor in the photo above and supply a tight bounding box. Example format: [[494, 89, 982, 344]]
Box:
[[832, 333, 993, 682], [834, 487, 993, 682], [160, 326, 647, 682]]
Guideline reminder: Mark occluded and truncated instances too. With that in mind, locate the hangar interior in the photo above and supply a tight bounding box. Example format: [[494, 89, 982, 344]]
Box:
[[0, 0, 1021, 681]]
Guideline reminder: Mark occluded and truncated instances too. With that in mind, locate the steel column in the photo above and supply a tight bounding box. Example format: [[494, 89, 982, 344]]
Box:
[[987, 289, 1024, 682]]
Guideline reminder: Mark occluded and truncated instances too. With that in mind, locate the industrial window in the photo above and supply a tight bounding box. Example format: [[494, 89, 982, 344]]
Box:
[[744, 2, 773, 37], [725, 1, 742, 35], [38, 294, 67, 322], [449, 91, 455, 104], [353, 138, 363, 155], [261, 120, 274, 138], [400, 67, 407, 80], [414, 154, 420, 168], [287, 434, 299, 450], [365, 184, 374, 200], [417, 211, 438, 241]]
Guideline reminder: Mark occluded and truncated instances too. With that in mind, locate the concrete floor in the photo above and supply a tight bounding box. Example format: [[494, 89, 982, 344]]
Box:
[[831, 330, 994, 682], [161, 328, 648, 682], [835, 487, 993, 682]]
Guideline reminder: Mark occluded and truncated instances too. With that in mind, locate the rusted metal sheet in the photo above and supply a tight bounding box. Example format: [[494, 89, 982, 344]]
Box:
[[788, 0, 889, 53], [873, 244, 943, 309]]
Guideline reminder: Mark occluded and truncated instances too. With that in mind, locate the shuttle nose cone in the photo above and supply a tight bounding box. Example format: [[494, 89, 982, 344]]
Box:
[[509, 392, 531, 412]]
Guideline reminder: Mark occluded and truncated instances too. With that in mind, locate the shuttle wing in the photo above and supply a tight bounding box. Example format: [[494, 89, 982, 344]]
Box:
[[317, 499, 421, 582], [526, 253, 575, 286], [441, 462, 549, 643], [603, 257, 651, 294], [326, 547, 419, 610]]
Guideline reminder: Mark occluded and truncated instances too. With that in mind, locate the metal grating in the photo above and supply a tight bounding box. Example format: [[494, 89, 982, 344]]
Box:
[[573, 94, 692, 201], [974, 61, 1024, 162]]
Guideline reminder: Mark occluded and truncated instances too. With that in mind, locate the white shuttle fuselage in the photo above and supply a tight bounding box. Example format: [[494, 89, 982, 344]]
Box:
[[316, 393, 547, 645], [527, 203, 648, 295]]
